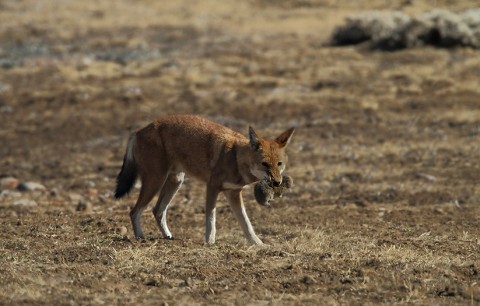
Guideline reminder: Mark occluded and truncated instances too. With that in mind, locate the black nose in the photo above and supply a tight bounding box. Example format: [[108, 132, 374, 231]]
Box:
[[272, 181, 281, 187]]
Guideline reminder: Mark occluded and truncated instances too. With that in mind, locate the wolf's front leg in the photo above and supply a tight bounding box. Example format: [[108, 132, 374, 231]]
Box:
[[224, 189, 263, 245], [205, 186, 220, 244]]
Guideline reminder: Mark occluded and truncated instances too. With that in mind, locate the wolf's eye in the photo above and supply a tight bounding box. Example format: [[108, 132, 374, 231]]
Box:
[[278, 162, 283, 166], [262, 162, 270, 168]]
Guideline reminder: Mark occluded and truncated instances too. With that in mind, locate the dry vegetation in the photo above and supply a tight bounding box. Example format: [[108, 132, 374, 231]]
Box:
[[1, 0, 479, 304]]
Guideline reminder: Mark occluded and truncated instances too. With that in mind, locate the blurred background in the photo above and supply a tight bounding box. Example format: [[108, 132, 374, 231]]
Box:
[[1, 0, 479, 199], [1, 0, 479, 304]]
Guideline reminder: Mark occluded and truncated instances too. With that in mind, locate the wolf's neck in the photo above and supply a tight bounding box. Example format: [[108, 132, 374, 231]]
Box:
[[235, 142, 260, 186]]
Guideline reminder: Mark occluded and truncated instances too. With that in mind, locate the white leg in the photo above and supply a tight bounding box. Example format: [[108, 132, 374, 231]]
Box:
[[224, 190, 263, 245], [152, 173, 184, 239], [205, 186, 220, 244]]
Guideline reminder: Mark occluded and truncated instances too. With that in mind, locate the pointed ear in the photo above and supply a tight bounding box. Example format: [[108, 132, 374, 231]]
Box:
[[275, 127, 295, 148], [249, 126, 261, 151]]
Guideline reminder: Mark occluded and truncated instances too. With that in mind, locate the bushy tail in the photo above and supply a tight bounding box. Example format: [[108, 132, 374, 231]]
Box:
[[114, 134, 138, 199]]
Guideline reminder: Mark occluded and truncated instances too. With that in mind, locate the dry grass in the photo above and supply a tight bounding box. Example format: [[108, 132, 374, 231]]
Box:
[[2, 204, 478, 304], [1, 0, 480, 305]]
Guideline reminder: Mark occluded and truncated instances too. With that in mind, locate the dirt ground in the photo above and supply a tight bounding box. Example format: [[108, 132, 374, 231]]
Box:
[[1, 0, 480, 305]]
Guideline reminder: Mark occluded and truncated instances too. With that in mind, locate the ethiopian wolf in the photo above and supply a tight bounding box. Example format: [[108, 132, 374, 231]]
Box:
[[114, 115, 294, 245]]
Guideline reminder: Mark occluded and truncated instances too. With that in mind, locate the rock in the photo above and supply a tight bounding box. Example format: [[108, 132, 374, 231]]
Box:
[[50, 188, 60, 197], [145, 279, 160, 287], [331, 11, 411, 49], [0, 81, 11, 93], [98, 194, 108, 203], [0, 190, 22, 198], [117, 226, 128, 236], [184, 278, 194, 287], [415, 172, 437, 182], [301, 275, 316, 285], [76, 201, 93, 213], [17, 182, 46, 192], [0, 105, 13, 113], [85, 181, 96, 188], [0, 177, 19, 189], [69, 193, 84, 202], [331, 9, 480, 50], [123, 86, 143, 100], [102, 259, 112, 265], [14, 199, 38, 207]]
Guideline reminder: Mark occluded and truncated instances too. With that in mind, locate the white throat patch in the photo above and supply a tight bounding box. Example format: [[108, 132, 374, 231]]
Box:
[[251, 168, 267, 180]]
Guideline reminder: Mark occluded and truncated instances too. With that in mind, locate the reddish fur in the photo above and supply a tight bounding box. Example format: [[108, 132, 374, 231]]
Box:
[[115, 114, 295, 244]]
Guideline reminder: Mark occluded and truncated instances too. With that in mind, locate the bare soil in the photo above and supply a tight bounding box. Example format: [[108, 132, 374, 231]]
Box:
[[1, 0, 479, 305]]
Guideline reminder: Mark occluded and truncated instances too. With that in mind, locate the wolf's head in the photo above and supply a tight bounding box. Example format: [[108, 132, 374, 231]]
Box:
[[248, 126, 295, 186]]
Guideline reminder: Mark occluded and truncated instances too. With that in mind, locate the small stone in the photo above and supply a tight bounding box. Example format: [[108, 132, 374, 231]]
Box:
[[123, 86, 143, 98], [320, 252, 332, 260], [86, 188, 98, 197], [76, 201, 93, 213], [13, 199, 38, 207], [0, 105, 13, 113], [301, 275, 316, 285], [85, 181, 96, 188], [415, 172, 437, 182], [340, 278, 353, 284], [0, 82, 11, 93], [0, 190, 22, 198], [118, 226, 128, 236], [50, 188, 59, 197], [98, 194, 107, 203], [17, 182, 46, 192], [120, 235, 131, 242], [69, 193, 84, 202], [102, 259, 112, 265], [145, 279, 160, 287], [0, 177, 19, 189]]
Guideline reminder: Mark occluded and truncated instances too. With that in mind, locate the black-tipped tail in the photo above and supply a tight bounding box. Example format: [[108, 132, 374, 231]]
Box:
[[114, 136, 137, 199]]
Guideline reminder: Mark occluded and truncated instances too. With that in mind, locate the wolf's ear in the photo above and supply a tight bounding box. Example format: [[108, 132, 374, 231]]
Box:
[[275, 127, 295, 148], [249, 126, 261, 151]]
